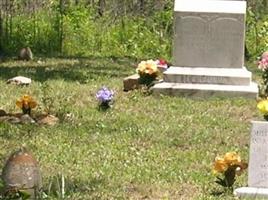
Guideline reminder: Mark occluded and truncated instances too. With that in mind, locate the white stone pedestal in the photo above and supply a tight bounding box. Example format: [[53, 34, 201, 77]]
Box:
[[234, 187, 268, 199]]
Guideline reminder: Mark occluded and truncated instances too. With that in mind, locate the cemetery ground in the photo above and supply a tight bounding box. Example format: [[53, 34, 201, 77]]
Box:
[[0, 57, 261, 199]]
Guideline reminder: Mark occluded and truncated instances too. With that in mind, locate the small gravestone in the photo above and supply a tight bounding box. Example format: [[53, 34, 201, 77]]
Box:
[[234, 121, 268, 198], [1, 148, 42, 199]]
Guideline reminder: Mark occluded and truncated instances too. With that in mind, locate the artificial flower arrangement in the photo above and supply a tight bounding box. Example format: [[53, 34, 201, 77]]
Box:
[[257, 51, 268, 120], [258, 51, 268, 96], [136, 59, 169, 87], [96, 87, 114, 110], [16, 95, 37, 115], [213, 152, 247, 190]]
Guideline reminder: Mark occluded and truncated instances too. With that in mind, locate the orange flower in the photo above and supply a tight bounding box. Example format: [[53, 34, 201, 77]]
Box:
[[136, 60, 159, 75], [16, 95, 37, 110], [224, 152, 241, 165], [213, 156, 228, 174]]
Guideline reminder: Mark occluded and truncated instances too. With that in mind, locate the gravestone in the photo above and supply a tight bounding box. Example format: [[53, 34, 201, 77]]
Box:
[[2, 148, 42, 199], [152, 0, 258, 98], [234, 121, 268, 198]]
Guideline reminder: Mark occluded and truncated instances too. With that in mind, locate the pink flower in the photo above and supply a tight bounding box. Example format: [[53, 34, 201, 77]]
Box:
[[258, 56, 268, 71], [156, 59, 168, 69]]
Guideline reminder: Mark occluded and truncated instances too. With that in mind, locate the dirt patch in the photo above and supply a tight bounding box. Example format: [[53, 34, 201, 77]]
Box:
[[125, 182, 200, 200]]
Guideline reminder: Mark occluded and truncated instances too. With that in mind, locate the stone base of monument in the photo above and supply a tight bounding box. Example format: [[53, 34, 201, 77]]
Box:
[[234, 187, 268, 198], [152, 67, 258, 98]]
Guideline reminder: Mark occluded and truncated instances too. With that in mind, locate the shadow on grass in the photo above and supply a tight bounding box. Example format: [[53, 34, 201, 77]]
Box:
[[0, 56, 135, 83]]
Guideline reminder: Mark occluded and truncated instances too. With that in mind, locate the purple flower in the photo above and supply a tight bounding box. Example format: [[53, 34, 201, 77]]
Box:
[[96, 87, 114, 103]]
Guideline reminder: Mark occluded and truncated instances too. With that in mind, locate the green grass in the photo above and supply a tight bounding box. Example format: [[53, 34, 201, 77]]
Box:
[[0, 58, 261, 199]]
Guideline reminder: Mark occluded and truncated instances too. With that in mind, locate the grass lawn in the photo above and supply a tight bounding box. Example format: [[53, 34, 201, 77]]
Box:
[[0, 57, 261, 199]]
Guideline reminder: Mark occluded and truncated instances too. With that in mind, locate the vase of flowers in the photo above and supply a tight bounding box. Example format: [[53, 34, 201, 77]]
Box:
[[96, 87, 114, 110], [136, 60, 160, 87]]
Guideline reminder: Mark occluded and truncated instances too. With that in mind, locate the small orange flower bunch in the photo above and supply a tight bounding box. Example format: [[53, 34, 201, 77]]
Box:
[[213, 152, 247, 188], [16, 95, 37, 115]]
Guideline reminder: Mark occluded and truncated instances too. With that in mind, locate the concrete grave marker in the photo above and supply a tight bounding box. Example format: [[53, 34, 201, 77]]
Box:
[[152, 0, 258, 98], [235, 121, 268, 198]]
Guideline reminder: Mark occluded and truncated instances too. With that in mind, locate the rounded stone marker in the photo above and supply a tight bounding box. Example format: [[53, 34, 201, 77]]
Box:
[[2, 148, 42, 199]]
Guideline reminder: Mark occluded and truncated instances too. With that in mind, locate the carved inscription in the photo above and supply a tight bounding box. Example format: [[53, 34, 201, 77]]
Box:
[[248, 122, 268, 188], [176, 75, 228, 84]]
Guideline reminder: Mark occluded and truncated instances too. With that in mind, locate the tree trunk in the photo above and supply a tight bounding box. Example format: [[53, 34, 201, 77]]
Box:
[[98, 0, 105, 16], [0, 11, 3, 55]]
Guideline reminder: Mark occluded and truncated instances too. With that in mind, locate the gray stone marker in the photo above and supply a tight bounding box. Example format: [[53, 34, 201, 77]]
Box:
[[234, 121, 268, 198], [152, 0, 258, 98]]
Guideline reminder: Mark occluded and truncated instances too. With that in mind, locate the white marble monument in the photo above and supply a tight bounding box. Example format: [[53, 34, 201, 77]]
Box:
[[152, 0, 258, 98], [234, 121, 268, 198]]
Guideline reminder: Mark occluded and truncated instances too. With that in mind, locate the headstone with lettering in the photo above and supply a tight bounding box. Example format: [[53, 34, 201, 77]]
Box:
[[234, 121, 268, 198], [152, 0, 258, 98]]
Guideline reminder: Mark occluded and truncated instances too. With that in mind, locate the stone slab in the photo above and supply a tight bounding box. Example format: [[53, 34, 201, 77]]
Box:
[[163, 66, 252, 85], [173, 0, 246, 68], [152, 82, 258, 98], [248, 121, 268, 188], [234, 187, 268, 199], [123, 74, 140, 91]]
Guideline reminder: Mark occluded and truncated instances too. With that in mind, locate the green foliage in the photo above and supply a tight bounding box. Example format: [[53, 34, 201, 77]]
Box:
[[62, 6, 172, 59], [1, 2, 172, 60], [246, 6, 268, 60]]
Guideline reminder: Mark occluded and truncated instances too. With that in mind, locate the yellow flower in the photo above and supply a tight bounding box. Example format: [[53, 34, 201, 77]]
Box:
[[136, 61, 147, 74], [257, 99, 268, 115], [16, 95, 37, 110], [224, 152, 241, 166], [136, 60, 159, 75], [213, 156, 228, 174]]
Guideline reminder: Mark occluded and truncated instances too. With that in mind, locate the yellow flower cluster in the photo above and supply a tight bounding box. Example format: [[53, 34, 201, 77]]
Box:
[[257, 99, 268, 115], [213, 152, 246, 174], [16, 95, 37, 110], [136, 60, 159, 76]]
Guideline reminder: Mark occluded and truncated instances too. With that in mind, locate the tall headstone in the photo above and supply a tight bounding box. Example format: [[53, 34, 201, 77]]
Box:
[[234, 121, 268, 198], [152, 0, 258, 98]]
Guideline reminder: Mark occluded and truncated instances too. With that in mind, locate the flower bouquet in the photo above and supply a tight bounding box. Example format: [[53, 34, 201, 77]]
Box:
[[213, 152, 247, 190], [258, 51, 268, 96], [16, 95, 37, 115], [96, 87, 114, 110], [136, 59, 160, 87]]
